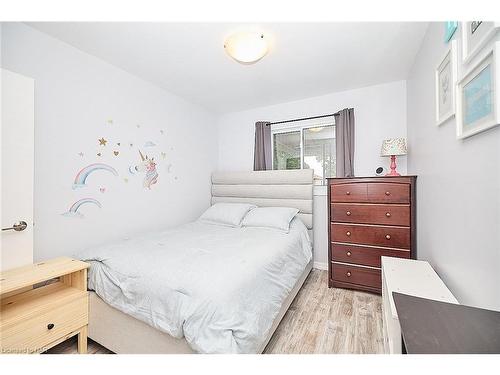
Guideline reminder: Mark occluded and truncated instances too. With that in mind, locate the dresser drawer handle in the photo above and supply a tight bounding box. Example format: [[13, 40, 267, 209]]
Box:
[[385, 234, 391, 240], [346, 251, 352, 257], [346, 191, 351, 195], [346, 231, 351, 236], [47, 323, 55, 330], [385, 212, 391, 217], [346, 271, 352, 277], [346, 211, 351, 216], [385, 191, 390, 196]]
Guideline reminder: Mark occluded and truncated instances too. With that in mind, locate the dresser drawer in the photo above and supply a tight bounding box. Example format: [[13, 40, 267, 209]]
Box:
[[331, 203, 410, 226], [331, 243, 410, 268], [332, 263, 381, 289], [331, 183, 367, 202], [1, 294, 88, 353], [367, 183, 410, 204], [331, 223, 411, 249]]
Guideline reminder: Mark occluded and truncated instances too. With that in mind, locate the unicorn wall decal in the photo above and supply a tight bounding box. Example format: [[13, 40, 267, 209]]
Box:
[[135, 149, 158, 189]]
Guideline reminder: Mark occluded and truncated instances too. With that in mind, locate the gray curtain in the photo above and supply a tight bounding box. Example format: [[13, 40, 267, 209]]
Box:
[[334, 108, 355, 177], [253, 121, 272, 171]]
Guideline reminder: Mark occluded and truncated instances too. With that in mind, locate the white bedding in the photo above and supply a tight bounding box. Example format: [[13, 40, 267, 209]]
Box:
[[77, 218, 312, 354]]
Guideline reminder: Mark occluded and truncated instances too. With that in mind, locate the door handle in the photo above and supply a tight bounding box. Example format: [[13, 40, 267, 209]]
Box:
[[2, 221, 28, 232]]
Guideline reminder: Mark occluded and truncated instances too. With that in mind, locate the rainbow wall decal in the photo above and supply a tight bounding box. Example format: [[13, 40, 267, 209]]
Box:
[[73, 163, 118, 189], [61, 198, 102, 218]]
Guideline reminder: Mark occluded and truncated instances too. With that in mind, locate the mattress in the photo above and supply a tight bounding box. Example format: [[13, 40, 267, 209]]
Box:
[[77, 218, 312, 353]]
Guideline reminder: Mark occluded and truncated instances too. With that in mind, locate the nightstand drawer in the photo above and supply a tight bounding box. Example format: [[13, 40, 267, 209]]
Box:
[[1, 289, 88, 353], [1, 295, 88, 353]]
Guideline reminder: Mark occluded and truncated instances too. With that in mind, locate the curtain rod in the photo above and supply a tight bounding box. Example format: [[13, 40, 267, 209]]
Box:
[[266, 109, 352, 126]]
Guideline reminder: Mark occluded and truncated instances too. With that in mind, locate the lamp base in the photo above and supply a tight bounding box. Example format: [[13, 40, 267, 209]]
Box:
[[385, 155, 401, 176]]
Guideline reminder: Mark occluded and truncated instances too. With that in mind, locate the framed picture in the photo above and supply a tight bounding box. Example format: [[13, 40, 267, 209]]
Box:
[[461, 21, 500, 64], [457, 43, 499, 139], [435, 40, 457, 126], [444, 22, 458, 43]]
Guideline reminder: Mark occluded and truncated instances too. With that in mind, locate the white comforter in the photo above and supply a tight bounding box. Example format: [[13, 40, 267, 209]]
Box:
[[77, 218, 312, 353]]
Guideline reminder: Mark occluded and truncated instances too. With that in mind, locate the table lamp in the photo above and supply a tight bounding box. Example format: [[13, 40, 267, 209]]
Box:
[[380, 138, 407, 176]]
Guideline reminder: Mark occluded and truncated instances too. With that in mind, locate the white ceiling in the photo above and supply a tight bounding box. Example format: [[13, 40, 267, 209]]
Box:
[[27, 22, 428, 114]]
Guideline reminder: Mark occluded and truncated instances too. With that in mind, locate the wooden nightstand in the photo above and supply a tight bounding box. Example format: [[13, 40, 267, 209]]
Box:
[[0, 257, 89, 354]]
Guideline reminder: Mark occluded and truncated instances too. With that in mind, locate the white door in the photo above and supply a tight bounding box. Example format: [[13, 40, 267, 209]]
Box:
[[1, 69, 34, 271]]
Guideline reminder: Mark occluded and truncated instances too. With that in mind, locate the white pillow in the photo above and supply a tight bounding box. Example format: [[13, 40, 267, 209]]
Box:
[[241, 207, 300, 233], [198, 203, 256, 227]]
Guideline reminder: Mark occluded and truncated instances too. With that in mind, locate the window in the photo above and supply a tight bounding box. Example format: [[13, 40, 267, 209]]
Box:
[[272, 120, 336, 185]]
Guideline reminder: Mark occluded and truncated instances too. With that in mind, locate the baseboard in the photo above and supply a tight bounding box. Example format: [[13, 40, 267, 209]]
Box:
[[313, 261, 328, 270]]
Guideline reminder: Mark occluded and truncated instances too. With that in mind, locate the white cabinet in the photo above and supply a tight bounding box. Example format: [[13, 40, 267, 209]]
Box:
[[381, 256, 458, 354]]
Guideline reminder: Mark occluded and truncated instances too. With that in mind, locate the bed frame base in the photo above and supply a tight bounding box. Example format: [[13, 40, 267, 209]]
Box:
[[88, 260, 313, 354]]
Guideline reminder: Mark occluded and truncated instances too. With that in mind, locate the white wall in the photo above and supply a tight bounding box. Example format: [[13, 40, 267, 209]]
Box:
[[217, 81, 408, 268], [407, 23, 500, 310], [1, 23, 218, 261]]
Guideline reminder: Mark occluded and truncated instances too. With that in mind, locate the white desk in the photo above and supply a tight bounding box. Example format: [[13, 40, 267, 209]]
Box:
[[381, 256, 458, 354]]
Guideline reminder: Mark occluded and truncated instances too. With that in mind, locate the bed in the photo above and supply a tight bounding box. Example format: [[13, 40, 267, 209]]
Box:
[[81, 169, 314, 353]]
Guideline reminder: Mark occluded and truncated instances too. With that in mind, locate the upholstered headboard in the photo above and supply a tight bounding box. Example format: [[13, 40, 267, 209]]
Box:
[[211, 169, 314, 230]]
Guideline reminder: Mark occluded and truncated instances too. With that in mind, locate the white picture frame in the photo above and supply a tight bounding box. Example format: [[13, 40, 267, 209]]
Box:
[[461, 21, 500, 65], [456, 43, 500, 139], [435, 40, 457, 126]]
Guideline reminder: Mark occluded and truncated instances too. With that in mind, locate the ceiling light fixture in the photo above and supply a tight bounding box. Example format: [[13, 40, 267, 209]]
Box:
[[224, 32, 268, 64], [308, 127, 324, 133]]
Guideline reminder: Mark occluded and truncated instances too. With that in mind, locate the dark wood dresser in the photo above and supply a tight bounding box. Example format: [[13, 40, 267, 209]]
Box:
[[327, 176, 416, 293]]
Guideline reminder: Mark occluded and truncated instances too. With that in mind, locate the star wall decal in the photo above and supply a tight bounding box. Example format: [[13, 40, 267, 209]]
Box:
[[78, 152, 84, 157], [98, 137, 107, 146]]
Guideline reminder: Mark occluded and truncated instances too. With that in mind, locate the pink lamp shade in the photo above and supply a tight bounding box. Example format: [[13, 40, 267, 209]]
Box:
[[380, 138, 407, 176]]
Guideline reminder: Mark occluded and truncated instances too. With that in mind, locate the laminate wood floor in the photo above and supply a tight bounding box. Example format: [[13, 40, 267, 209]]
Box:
[[45, 269, 384, 354]]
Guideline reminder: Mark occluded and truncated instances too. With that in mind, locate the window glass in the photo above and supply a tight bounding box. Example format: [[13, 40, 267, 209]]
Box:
[[273, 131, 301, 170], [303, 126, 336, 185]]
